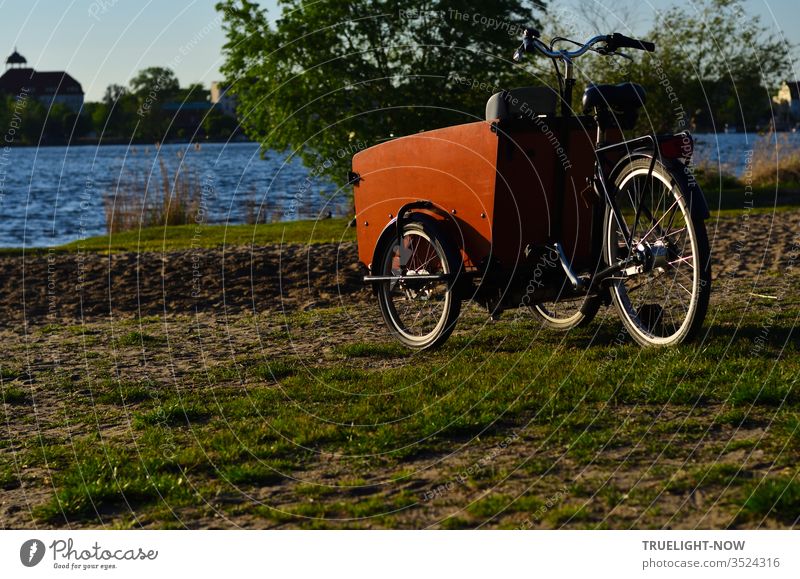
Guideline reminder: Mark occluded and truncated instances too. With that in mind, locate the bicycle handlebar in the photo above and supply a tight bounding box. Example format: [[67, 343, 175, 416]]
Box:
[[513, 29, 655, 62], [606, 33, 655, 53]]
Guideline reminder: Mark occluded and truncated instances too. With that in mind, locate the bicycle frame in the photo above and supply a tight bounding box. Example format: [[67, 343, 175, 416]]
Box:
[[535, 39, 674, 291]]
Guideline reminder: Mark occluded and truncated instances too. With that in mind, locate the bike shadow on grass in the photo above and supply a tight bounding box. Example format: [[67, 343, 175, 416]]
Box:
[[446, 318, 794, 355], [700, 323, 796, 354]]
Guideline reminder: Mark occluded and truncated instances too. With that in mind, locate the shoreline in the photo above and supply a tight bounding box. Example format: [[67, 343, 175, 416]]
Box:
[[2, 193, 798, 252], [5, 129, 799, 149], [2, 137, 256, 149]]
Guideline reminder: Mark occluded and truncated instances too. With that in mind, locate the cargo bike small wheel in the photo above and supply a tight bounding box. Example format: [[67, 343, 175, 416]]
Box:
[[375, 218, 462, 350]]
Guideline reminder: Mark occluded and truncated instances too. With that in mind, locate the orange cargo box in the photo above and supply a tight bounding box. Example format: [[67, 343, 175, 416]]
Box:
[[352, 118, 597, 274]]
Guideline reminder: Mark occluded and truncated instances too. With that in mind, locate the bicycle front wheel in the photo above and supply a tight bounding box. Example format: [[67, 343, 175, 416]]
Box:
[[375, 218, 462, 350], [605, 158, 711, 347]]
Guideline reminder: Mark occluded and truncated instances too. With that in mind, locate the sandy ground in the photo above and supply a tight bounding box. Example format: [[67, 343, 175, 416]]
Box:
[[1, 211, 797, 326], [0, 243, 369, 325]]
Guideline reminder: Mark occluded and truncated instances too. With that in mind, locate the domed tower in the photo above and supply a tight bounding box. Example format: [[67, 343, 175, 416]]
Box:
[[6, 48, 27, 69], [0, 48, 83, 112]]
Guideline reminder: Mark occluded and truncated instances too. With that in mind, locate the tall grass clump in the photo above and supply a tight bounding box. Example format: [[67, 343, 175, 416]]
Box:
[[749, 131, 800, 188], [104, 154, 203, 233]]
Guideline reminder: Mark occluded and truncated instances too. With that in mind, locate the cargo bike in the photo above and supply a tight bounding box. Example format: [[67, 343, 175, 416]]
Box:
[[351, 29, 711, 349]]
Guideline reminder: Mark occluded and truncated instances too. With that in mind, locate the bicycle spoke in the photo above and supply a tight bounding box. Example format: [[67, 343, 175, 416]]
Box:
[[663, 201, 680, 236], [639, 199, 679, 242], [663, 227, 687, 239], [381, 229, 452, 343]]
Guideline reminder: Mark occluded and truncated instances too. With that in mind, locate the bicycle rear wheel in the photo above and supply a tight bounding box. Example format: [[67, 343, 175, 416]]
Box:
[[605, 158, 711, 347], [531, 293, 600, 330]]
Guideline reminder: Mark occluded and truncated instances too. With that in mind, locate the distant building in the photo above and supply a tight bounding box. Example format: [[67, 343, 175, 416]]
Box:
[[0, 48, 84, 112], [774, 80, 800, 128], [210, 81, 237, 117]]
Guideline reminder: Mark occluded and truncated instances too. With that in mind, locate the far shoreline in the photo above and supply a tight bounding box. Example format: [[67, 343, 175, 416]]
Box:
[[5, 129, 800, 149], [3, 137, 256, 149]]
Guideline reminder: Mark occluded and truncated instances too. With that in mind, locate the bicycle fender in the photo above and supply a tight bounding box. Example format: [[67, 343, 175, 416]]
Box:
[[369, 207, 445, 276], [370, 208, 467, 296], [668, 160, 711, 221], [610, 153, 710, 222], [370, 217, 399, 277]]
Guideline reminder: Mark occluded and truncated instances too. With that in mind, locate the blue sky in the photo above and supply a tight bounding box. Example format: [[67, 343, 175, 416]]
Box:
[[1, 0, 797, 102]]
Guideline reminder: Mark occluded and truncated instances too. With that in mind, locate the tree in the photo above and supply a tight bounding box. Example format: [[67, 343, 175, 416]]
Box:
[[90, 90, 139, 140], [129, 67, 180, 99], [217, 0, 545, 184], [203, 109, 239, 139], [127, 68, 180, 141], [103, 83, 129, 105], [580, 0, 791, 132]]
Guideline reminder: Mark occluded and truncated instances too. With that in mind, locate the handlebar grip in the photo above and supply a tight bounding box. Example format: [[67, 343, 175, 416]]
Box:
[[608, 33, 655, 52], [513, 27, 541, 61]]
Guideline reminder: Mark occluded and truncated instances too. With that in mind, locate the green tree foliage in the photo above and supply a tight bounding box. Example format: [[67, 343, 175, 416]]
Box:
[[103, 84, 129, 105], [203, 109, 239, 138], [128, 67, 181, 141], [216, 0, 546, 182], [581, 0, 791, 132], [0, 95, 81, 144], [130, 67, 180, 99]]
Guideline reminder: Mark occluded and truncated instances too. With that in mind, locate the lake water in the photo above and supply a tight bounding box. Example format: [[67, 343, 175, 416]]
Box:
[[0, 132, 797, 247], [0, 142, 349, 248]]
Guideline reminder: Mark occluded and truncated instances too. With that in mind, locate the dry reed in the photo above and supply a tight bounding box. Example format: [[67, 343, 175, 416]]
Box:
[[104, 156, 202, 233]]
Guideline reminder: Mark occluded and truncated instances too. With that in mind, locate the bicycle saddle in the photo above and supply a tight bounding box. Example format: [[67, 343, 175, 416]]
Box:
[[486, 86, 558, 121], [582, 82, 646, 112]]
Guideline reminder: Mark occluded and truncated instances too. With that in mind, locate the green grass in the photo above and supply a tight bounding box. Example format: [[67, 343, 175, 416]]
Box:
[[547, 504, 593, 526], [687, 174, 800, 217], [94, 379, 157, 406], [467, 493, 544, 519], [288, 491, 415, 522], [35, 443, 194, 522], [5, 270, 799, 528], [114, 331, 165, 347], [0, 465, 20, 490], [334, 342, 410, 359], [220, 463, 285, 486], [741, 475, 800, 524], [134, 402, 211, 428], [439, 516, 473, 529], [251, 360, 298, 381], [1, 385, 29, 405], [54, 218, 354, 253], [0, 197, 793, 529], [666, 463, 748, 494]]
